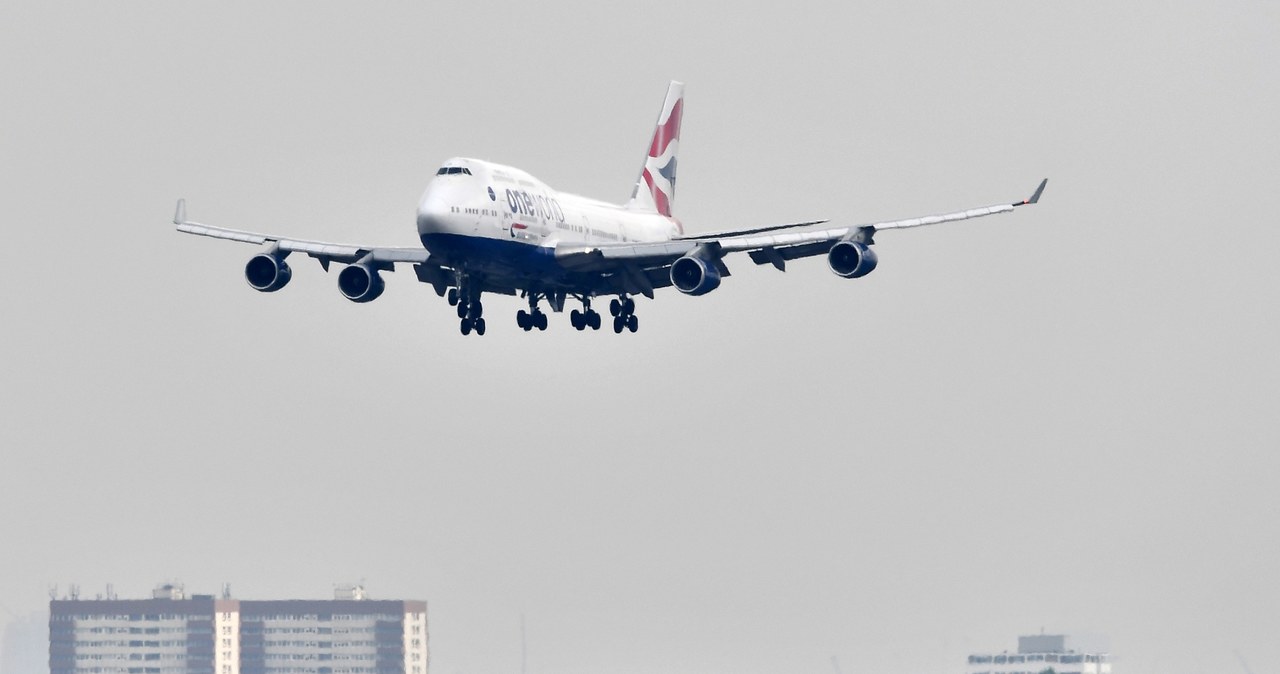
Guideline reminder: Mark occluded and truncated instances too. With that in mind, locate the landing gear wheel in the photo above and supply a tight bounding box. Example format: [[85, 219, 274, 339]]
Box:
[[609, 299, 621, 316], [460, 318, 473, 336], [627, 314, 638, 333], [474, 317, 486, 336], [457, 301, 468, 319], [588, 310, 601, 330], [535, 311, 548, 331], [613, 315, 625, 333], [471, 299, 483, 318], [571, 309, 584, 330], [622, 297, 635, 315], [517, 310, 530, 330], [447, 287, 459, 306]]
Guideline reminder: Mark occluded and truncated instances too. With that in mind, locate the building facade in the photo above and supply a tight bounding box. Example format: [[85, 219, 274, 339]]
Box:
[[50, 586, 427, 674], [238, 600, 426, 674], [967, 634, 1110, 674]]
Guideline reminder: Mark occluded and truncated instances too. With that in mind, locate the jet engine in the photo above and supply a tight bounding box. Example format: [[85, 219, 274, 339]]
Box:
[[337, 264, 386, 303], [827, 241, 879, 279], [244, 254, 292, 292], [670, 255, 722, 296]]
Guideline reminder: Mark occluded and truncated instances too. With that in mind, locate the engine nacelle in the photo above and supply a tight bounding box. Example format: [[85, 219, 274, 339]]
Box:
[[244, 254, 292, 292], [670, 255, 723, 296], [337, 264, 386, 303], [827, 241, 879, 279]]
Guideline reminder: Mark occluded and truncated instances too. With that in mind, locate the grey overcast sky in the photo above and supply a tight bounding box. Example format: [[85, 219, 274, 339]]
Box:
[[1, 2, 1277, 674]]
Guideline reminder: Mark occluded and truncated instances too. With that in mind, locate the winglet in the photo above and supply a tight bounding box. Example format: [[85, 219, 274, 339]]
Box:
[[1015, 179, 1048, 207], [174, 198, 187, 225]]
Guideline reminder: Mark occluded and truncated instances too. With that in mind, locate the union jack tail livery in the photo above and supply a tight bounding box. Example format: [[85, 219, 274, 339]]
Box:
[[627, 80, 684, 217]]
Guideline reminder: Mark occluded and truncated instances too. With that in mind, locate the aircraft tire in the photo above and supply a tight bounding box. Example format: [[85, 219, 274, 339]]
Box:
[[609, 299, 621, 316], [589, 311, 601, 330], [517, 309, 529, 329], [613, 315, 624, 333], [460, 318, 473, 336], [447, 288, 458, 306], [627, 314, 638, 333], [457, 302, 468, 319], [622, 298, 636, 315], [536, 312, 548, 331], [474, 318, 486, 336]]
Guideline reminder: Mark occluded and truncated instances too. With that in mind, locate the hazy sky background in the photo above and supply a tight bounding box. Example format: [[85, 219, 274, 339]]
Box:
[[2, 2, 1277, 674]]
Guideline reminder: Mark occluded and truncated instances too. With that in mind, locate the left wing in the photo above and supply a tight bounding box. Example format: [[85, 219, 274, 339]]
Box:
[[555, 179, 1047, 281]]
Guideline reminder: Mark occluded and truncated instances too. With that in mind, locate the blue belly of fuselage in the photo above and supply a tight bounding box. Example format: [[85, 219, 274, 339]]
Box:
[[420, 232, 561, 277]]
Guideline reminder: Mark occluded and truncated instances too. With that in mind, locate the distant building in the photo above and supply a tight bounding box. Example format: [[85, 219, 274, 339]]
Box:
[[49, 584, 428, 674], [967, 634, 1110, 674], [1, 611, 48, 674]]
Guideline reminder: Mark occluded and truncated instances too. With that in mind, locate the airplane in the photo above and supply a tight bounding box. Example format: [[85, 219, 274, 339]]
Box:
[[175, 81, 1046, 336]]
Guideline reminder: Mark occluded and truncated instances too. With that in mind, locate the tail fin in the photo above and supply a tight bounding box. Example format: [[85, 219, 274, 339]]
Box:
[[626, 81, 684, 216]]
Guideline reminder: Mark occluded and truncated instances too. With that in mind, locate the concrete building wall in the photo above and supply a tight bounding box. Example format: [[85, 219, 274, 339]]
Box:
[[400, 606, 426, 674], [969, 634, 1110, 674], [49, 598, 217, 674], [239, 600, 423, 674], [213, 601, 240, 674], [50, 597, 427, 674], [1, 612, 48, 674]]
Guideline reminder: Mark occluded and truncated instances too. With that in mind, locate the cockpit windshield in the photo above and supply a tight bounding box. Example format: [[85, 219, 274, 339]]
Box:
[[436, 166, 473, 176]]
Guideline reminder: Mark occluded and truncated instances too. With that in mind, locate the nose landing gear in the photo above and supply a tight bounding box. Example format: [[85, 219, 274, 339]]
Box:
[[451, 278, 486, 336]]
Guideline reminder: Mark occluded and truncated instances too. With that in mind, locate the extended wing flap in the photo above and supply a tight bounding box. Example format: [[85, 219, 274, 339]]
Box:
[[868, 203, 1014, 232], [747, 241, 833, 269], [554, 240, 697, 271], [278, 239, 364, 260], [176, 222, 269, 245]]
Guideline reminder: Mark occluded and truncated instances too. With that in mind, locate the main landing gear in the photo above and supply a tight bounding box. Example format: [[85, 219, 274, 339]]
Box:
[[447, 286, 635, 335], [448, 285, 486, 336], [569, 297, 602, 331], [516, 293, 548, 332], [609, 296, 639, 333]]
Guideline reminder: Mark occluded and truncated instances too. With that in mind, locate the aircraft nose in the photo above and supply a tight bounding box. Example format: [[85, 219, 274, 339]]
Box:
[[416, 188, 452, 236]]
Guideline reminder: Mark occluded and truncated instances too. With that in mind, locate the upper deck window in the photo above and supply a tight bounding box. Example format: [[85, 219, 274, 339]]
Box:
[[436, 167, 473, 176]]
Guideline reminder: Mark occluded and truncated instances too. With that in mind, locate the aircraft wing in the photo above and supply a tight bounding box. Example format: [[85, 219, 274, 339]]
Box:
[[173, 199, 435, 268], [556, 179, 1046, 283]]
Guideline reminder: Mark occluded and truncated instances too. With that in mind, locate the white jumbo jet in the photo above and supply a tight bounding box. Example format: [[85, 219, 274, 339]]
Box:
[[175, 81, 1046, 336]]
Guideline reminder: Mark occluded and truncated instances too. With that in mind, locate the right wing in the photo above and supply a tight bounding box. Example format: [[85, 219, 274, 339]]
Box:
[[173, 200, 472, 299], [173, 199, 433, 268]]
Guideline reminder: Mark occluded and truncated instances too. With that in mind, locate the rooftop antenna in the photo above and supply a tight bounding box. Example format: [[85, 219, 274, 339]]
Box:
[[106, 583, 115, 600], [49, 585, 58, 601], [831, 655, 844, 674], [69, 584, 80, 600], [222, 583, 232, 599]]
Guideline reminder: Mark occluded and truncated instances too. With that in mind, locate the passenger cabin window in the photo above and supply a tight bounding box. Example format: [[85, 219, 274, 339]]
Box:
[[436, 167, 472, 175]]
